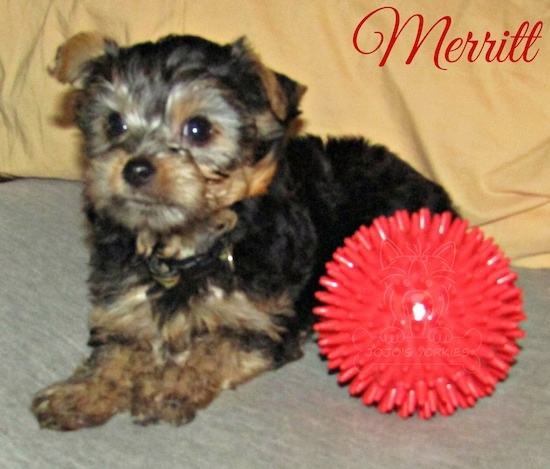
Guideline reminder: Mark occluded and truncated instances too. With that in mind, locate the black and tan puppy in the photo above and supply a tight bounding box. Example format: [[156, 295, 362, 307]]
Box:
[[31, 33, 456, 430]]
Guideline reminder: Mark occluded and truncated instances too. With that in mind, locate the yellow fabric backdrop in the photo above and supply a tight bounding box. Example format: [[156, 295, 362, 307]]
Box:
[[1, 0, 549, 267]]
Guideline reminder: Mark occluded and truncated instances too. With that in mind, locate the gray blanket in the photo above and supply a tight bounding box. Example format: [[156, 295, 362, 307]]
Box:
[[1, 179, 548, 468]]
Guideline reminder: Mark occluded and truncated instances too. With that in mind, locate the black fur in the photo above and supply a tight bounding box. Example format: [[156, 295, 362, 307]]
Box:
[[77, 35, 457, 365], [32, 34, 459, 430], [87, 134, 456, 355]]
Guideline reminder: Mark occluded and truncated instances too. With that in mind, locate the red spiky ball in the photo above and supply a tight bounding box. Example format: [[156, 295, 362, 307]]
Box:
[[314, 209, 525, 418]]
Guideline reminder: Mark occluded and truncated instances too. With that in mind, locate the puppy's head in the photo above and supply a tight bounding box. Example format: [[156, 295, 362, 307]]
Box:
[[52, 32, 305, 233]]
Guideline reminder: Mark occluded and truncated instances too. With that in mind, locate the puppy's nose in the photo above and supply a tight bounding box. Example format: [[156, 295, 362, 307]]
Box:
[[123, 157, 156, 187]]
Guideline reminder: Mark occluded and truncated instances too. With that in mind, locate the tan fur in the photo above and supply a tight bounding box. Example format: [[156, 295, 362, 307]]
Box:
[[83, 149, 208, 232], [131, 336, 272, 425], [88, 279, 291, 355], [202, 151, 278, 208], [32, 344, 150, 430], [32, 33, 306, 431], [162, 287, 294, 354], [32, 289, 279, 429], [165, 81, 280, 210], [49, 32, 107, 85], [246, 47, 307, 122], [88, 287, 159, 345], [159, 209, 237, 259], [136, 209, 237, 259], [166, 82, 242, 169]]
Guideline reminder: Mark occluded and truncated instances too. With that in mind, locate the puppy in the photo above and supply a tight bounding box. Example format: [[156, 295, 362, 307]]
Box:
[[32, 32, 456, 430]]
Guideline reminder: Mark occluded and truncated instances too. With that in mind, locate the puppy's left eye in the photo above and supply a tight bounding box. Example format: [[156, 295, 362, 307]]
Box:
[[183, 116, 213, 145], [106, 112, 128, 139]]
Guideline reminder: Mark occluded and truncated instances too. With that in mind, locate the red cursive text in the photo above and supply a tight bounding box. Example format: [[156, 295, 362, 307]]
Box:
[[353, 6, 543, 70]]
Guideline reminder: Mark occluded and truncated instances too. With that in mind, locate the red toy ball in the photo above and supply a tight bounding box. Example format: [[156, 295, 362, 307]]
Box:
[[314, 209, 525, 418]]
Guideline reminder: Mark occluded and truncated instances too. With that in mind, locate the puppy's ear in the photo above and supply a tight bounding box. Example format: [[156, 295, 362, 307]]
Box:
[[259, 67, 307, 123], [231, 38, 307, 122], [49, 32, 112, 86]]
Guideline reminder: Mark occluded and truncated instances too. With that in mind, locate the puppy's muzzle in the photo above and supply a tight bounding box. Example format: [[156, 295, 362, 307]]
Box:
[[123, 157, 156, 187]]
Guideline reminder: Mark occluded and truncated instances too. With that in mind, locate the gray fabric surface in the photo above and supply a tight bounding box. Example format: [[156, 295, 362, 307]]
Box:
[[1, 179, 549, 468]]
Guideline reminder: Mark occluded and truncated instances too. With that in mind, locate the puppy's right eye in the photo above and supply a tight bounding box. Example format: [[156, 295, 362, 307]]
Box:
[[106, 112, 128, 139]]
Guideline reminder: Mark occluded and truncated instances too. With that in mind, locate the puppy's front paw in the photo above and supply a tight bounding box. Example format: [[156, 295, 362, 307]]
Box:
[[31, 379, 128, 431]]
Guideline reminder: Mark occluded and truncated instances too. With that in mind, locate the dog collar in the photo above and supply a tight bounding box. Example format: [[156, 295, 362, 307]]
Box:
[[147, 238, 234, 289]]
